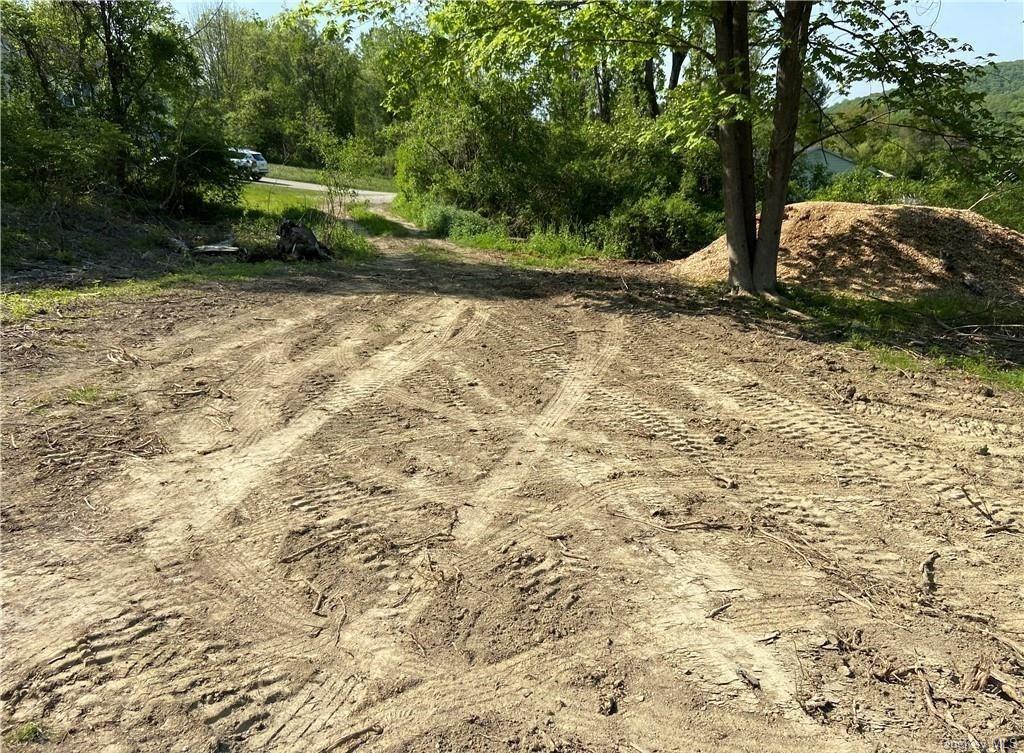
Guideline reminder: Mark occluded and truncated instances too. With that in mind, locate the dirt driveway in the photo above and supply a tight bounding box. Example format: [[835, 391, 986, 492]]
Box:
[[2, 235, 1022, 753]]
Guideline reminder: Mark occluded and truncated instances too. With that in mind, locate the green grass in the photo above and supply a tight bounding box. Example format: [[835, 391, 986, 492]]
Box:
[[5, 721, 44, 744], [776, 288, 1024, 391], [349, 206, 409, 236], [452, 228, 610, 269], [65, 385, 120, 405], [1, 258, 371, 322], [267, 164, 396, 193], [240, 182, 325, 214]]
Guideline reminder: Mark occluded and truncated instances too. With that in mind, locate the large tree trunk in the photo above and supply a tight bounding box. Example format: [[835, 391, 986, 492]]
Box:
[[713, 0, 814, 294], [668, 49, 686, 90], [642, 57, 660, 117], [97, 0, 129, 188], [712, 1, 757, 292], [753, 1, 814, 293], [594, 60, 612, 123]]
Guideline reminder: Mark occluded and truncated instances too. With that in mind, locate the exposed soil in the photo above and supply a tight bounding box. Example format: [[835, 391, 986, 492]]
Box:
[[3, 233, 1023, 753], [674, 201, 1024, 300]]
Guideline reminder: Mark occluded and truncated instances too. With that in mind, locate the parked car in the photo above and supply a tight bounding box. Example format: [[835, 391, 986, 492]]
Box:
[[229, 148, 270, 181]]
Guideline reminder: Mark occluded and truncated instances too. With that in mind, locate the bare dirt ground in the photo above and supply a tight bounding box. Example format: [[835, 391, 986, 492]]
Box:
[[2, 232, 1023, 753]]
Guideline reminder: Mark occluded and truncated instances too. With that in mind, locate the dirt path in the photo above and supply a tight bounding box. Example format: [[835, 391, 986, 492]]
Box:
[[2, 235, 1022, 753]]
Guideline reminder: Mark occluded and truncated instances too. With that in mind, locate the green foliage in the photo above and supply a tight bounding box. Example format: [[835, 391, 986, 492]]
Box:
[[597, 193, 722, 261], [349, 206, 408, 236], [0, 94, 125, 204], [813, 169, 1024, 232], [6, 721, 44, 744], [969, 60, 1024, 123], [393, 195, 492, 238], [778, 287, 1024, 391]]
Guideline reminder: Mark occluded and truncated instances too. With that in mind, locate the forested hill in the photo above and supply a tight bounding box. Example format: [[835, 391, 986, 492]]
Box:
[[830, 59, 1023, 121], [972, 59, 1024, 120]]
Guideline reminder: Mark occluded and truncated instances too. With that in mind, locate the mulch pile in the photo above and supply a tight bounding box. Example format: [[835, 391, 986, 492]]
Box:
[[673, 201, 1024, 299]]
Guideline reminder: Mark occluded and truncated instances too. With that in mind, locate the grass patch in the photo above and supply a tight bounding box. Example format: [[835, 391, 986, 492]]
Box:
[[406, 242, 455, 263], [349, 206, 409, 237], [779, 287, 1024, 390], [452, 228, 611, 269], [65, 385, 120, 405], [240, 182, 325, 215], [1, 258, 371, 322], [267, 164, 396, 193], [5, 721, 45, 744], [393, 194, 615, 269]]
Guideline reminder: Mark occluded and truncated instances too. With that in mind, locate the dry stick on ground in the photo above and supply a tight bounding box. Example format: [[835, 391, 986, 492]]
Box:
[[279, 536, 340, 564], [920, 551, 940, 595], [987, 668, 1024, 706], [395, 531, 454, 548], [917, 672, 980, 748], [605, 508, 735, 534], [707, 602, 733, 620], [316, 724, 383, 753]]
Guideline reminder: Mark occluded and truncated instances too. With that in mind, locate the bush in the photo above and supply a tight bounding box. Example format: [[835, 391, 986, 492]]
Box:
[[393, 195, 493, 238], [0, 95, 125, 204], [813, 168, 1024, 232], [597, 193, 723, 261]]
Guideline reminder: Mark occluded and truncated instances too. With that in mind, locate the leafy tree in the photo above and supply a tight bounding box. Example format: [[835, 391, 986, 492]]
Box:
[[316, 0, 1014, 294], [2, 0, 206, 196]]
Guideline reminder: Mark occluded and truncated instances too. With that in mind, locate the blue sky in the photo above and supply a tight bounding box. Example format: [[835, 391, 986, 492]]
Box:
[[171, 0, 1024, 101]]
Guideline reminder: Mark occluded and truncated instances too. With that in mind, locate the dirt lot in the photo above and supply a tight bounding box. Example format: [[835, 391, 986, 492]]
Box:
[[2, 234, 1023, 753]]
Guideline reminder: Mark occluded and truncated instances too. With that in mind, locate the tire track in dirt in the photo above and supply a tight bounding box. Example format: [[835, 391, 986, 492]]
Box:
[[239, 313, 626, 751], [3, 297, 496, 745]]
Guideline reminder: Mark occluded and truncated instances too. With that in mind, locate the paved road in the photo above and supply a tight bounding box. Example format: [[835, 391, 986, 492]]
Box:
[[260, 176, 396, 205]]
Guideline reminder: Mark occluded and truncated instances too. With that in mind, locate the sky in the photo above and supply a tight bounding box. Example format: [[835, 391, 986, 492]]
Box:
[[170, 0, 1024, 101]]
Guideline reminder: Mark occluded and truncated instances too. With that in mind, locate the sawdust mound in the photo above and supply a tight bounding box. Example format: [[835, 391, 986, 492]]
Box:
[[674, 201, 1024, 299]]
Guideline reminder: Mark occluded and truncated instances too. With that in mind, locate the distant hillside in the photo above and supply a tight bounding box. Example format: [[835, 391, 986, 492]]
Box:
[[829, 59, 1023, 121], [972, 59, 1024, 120]]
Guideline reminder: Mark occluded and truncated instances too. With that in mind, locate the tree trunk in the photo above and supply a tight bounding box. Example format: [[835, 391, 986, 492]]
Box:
[[643, 57, 660, 117], [668, 49, 686, 90], [97, 0, 128, 188], [712, 1, 757, 292], [594, 59, 611, 123], [753, 1, 814, 293]]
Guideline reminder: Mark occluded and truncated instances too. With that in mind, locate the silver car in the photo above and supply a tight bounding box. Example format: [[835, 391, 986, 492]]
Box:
[[229, 148, 270, 181]]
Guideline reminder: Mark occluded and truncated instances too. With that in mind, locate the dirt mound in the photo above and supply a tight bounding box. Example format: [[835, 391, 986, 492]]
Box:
[[675, 201, 1024, 299]]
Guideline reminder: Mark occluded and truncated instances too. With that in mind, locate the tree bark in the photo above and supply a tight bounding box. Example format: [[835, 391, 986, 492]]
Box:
[[594, 59, 611, 123], [712, 1, 757, 292], [97, 0, 129, 188], [668, 48, 686, 90], [642, 57, 660, 117], [713, 0, 813, 294], [753, 0, 814, 293]]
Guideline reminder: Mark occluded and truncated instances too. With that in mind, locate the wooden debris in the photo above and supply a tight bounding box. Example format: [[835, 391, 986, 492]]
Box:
[[316, 723, 383, 753], [706, 602, 732, 620], [920, 551, 940, 595]]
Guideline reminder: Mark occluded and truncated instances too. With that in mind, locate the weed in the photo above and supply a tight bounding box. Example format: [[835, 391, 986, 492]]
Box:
[[775, 287, 1024, 391], [65, 385, 120, 405], [6, 721, 45, 744], [349, 206, 409, 237]]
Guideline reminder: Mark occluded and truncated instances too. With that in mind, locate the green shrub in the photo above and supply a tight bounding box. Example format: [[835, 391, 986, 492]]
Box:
[[812, 168, 1024, 232], [597, 193, 722, 261], [393, 195, 492, 238]]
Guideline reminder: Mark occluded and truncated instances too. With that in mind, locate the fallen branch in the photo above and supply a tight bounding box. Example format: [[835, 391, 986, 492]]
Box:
[[605, 508, 735, 534], [917, 672, 980, 748], [920, 551, 940, 595], [707, 602, 733, 620], [316, 724, 383, 753], [279, 537, 338, 564]]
